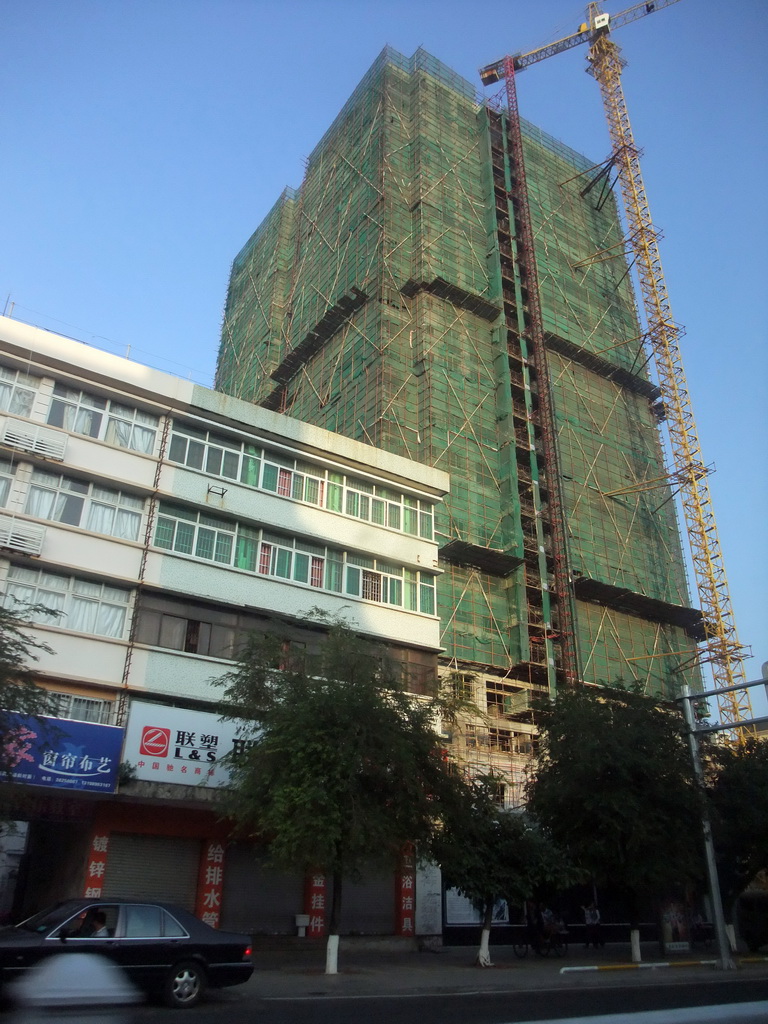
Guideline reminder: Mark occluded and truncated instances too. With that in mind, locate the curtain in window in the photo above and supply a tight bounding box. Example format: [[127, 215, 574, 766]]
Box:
[[70, 597, 125, 638], [404, 571, 418, 611], [25, 486, 56, 520], [261, 464, 278, 491], [325, 557, 343, 592], [75, 406, 102, 438], [240, 454, 260, 487], [5, 584, 66, 624], [274, 548, 292, 578], [293, 552, 309, 583], [326, 482, 343, 512], [130, 423, 156, 454], [105, 418, 132, 449], [159, 615, 186, 650], [25, 483, 84, 525], [115, 508, 141, 540], [310, 556, 324, 588], [258, 543, 272, 575], [53, 491, 85, 526], [346, 566, 361, 596], [0, 384, 35, 417], [233, 525, 257, 571]]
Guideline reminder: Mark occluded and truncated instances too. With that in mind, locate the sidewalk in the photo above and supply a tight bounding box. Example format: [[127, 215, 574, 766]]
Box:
[[244, 941, 768, 1001]]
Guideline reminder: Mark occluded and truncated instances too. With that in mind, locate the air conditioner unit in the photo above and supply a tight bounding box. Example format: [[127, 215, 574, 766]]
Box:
[[2, 419, 67, 460], [0, 514, 45, 556], [1, 418, 67, 460]]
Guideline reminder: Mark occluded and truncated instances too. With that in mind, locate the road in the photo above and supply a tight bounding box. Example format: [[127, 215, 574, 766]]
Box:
[[50, 977, 764, 1024]]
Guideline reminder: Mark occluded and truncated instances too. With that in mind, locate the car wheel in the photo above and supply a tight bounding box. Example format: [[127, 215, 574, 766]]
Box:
[[164, 961, 206, 1009]]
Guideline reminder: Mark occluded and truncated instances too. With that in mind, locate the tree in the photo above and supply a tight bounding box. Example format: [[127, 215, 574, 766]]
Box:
[[431, 773, 574, 966], [526, 685, 703, 961], [706, 737, 768, 922], [0, 602, 58, 777], [216, 612, 468, 974]]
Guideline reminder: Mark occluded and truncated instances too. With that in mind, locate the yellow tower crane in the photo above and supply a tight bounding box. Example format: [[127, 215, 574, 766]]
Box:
[[479, 1, 754, 736]]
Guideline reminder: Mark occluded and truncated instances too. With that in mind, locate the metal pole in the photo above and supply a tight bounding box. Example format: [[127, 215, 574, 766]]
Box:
[[680, 684, 735, 970]]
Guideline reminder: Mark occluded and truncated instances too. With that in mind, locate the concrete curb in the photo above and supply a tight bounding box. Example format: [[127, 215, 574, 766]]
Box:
[[561, 957, 768, 974], [562, 960, 719, 973]]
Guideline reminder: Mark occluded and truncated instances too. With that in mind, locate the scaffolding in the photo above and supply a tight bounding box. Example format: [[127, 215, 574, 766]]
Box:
[[216, 46, 704, 791]]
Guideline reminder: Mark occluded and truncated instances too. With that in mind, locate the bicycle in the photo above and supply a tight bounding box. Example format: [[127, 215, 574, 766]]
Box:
[[513, 929, 568, 958]]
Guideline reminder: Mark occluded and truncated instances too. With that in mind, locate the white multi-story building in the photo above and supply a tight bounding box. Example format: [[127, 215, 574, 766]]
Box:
[[0, 315, 448, 935]]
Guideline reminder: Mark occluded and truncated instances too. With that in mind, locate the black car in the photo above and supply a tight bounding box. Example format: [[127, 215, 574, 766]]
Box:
[[0, 899, 253, 1009]]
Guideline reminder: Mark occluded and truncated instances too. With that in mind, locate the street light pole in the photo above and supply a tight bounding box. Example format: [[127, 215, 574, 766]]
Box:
[[680, 683, 735, 970]]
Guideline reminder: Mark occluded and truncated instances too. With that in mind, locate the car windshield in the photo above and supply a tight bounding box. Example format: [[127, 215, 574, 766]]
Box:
[[15, 903, 81, 934]]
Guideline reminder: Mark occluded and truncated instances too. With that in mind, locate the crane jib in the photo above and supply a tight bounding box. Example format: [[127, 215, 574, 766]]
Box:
[[478, 0, 682, 84]]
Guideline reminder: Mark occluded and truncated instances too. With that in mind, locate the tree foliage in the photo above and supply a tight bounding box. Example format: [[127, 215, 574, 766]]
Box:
[[526, 685, 703, 922], [432, 772, 574, 918], [217, 613, 468, 934], [0, 602, 58, 776], [706, 736, 768, 908]]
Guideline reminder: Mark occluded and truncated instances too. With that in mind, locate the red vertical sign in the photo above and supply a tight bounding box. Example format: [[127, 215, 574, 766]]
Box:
[[395, 843, 416, 936], [82, 831, 110, 898], [304, 871, 327, 937], [195, 840, 225, 928]]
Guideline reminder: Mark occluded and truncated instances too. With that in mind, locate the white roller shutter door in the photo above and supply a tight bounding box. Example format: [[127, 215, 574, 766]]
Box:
[[221, 843, 302, 933], [101, 834, 200, 911]]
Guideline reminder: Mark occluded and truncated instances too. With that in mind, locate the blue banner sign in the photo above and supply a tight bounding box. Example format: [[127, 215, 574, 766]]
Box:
[[3, 714, 123, 793]]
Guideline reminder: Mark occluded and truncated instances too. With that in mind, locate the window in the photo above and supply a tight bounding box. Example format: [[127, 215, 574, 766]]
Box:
[[0, 458, 16, 507], [342, 555, 424, 610], [336, 474, 433, 538], [450, 673, 475, 701], [257, 534, 328, 589], [260, 455, 326, 508], [168, 421, 435, 539], [123, 905, 162, 938], [168, 423, 247, 482], [47, 383, 157, 454], [134, 595, 264, 660], [489, 728, 512, 752], [0, 364, 40, 418], [56, 905, 120, 940], [25, 469, 143, 541], [154, 502, 235, 564], [420, 578, 435, 615], [153, 503, 437, 616], [4, 566, 130, 639], [53, 691, 113, 724], [361, 570, 381, 602], [162, 910, 187, 938]]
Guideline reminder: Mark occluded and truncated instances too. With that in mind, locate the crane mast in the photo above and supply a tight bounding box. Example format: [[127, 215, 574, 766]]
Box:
[[482, 3, 753, 734]]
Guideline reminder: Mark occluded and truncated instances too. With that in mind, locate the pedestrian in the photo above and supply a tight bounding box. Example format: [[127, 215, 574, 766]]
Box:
[[582, 902, 602, 948]]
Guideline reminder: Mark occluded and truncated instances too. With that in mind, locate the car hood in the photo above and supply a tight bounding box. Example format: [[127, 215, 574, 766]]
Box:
[[0, 927, 49, 947]]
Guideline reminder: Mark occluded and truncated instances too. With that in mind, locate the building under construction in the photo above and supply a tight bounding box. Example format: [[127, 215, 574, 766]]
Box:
[[215, 46, 705, 798]]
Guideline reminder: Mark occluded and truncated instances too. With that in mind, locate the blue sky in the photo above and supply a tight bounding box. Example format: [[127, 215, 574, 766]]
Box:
[[1, 0, 766, 710]]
